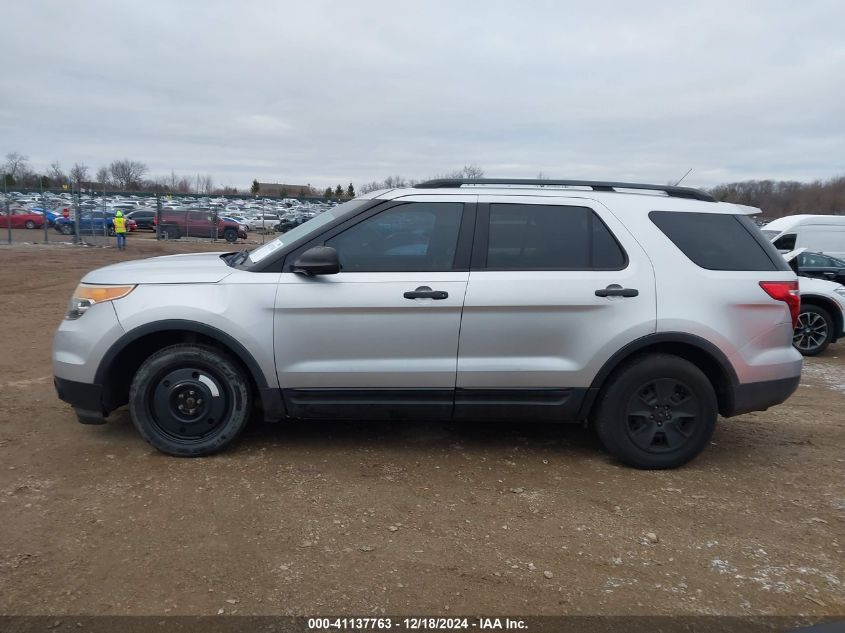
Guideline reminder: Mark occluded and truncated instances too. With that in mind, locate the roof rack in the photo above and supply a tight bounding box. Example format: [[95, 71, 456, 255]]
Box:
[[413, 178, 716, 202]]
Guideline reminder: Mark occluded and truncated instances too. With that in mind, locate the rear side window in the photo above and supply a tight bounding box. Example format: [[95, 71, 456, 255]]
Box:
[[650, 211, 789, 271], [486, 204, 626, 270]]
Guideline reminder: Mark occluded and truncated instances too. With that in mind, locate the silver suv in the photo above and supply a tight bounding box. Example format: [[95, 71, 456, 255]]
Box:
[[53, 179, 803, 469]]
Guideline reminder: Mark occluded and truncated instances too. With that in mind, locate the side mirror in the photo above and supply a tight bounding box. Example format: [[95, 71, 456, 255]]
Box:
[[292, 245, 340, 276]]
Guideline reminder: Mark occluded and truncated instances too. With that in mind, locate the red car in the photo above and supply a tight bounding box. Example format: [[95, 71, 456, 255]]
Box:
[[0, 210, 45, 229]]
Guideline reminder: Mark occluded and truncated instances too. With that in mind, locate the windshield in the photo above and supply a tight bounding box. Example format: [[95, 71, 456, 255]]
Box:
[[246, 198, 370, 264]]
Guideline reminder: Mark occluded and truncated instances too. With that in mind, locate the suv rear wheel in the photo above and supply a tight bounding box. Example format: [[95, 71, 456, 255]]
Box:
[[223, 228, 238, 243], [129, 344, 251, 456], [793, 304, 833, 356], [593, 354, 717, 469]]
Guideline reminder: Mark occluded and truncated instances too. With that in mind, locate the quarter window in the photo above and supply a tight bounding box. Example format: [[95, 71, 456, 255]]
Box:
[[327, 202, 463, 272], [650, 211, 787, 271], [485, 204, 626, 270]]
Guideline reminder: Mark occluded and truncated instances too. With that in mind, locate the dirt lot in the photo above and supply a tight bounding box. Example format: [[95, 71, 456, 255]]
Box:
[[0, 240, 842, 617]]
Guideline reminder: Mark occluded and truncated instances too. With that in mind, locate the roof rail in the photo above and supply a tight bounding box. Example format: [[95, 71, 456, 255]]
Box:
[[413, 178, 716, 202]]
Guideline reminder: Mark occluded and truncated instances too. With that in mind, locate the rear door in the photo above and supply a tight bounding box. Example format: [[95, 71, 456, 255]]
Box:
[[274, 195, 476, 419], [187, 210, 213, 238], [455, 196, 656, 420]]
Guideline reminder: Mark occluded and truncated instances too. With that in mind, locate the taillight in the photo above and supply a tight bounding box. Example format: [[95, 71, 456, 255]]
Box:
[[759, 281, 800, 327]]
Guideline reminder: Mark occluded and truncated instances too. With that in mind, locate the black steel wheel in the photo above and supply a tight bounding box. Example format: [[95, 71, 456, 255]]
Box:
[[594, 354, 717, 469], [223, 228, 238, 243], [129, 344, 251, 456], [624, 378, 701, 454], [793, 304, 833, 356]]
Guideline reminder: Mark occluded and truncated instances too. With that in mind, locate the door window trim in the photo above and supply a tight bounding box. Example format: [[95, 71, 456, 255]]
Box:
[[282, 200, 477, 273], [470, 201, 629, 271]]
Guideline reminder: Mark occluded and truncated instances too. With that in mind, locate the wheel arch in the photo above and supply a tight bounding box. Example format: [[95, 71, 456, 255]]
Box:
[[580, 333, 738, 419], [800, 294, 844, 341], [95, 320, 283, 421]]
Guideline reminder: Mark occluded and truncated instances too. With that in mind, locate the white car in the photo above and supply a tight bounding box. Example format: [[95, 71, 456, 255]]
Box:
[[784, 248, 845, 355], [246, 214, 280, 231], [223, 216, 250, 232]]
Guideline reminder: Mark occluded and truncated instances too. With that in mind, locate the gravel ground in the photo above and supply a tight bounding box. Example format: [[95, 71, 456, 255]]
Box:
[[0, 241, 842, 617]]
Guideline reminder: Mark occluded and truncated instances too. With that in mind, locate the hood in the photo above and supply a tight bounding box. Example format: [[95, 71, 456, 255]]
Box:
[[799, 274, 844, 296], [82, 252, 234, 285]]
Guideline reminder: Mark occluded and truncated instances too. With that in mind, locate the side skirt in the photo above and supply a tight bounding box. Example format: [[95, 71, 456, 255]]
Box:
[[278, 388, 589, 422]]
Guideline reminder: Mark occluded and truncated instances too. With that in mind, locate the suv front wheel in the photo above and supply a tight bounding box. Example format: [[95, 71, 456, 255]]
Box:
[[593, 354, 717, 469], [129, 344, 251, 456]]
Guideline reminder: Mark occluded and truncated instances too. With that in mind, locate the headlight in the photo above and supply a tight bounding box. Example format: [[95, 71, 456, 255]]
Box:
[[66, 283, 135, 319]]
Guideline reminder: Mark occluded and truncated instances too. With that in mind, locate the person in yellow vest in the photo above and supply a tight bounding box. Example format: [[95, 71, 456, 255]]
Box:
[[114, 210, 127, 250]]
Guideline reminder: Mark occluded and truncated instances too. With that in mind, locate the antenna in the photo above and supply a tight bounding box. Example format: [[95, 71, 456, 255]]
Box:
[[674, 168, 693, 186]]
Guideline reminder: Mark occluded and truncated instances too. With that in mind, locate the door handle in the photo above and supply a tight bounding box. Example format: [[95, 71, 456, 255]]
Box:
[[404, 286, 449, 300], [595, 284, 639, 298]]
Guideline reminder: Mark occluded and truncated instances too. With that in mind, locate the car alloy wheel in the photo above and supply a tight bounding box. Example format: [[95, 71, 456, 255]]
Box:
[[793, 308, 830, 355]]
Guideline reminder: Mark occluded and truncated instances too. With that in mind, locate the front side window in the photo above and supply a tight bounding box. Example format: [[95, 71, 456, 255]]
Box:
[[326, 202, 463, 272], [485, 204, 626, 270]]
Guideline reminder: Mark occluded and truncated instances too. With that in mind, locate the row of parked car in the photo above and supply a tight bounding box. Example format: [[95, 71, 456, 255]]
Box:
[[765, 215, 845, 356], [1, 190, 334, 243]]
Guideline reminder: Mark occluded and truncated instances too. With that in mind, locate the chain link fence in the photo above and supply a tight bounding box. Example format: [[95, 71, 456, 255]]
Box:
[[1, 186, 333, 248]]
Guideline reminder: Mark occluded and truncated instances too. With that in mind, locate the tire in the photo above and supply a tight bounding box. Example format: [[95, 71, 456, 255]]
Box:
[[107, 226, 116, 237], [60, 224, 72, 235], [160, 225, 181, 240], [223, 228, 237, 243], [25, 220, 35, 229], [129, 344, 252, 456], [793, 304, 833, 356], [593, 354, 717, 470]]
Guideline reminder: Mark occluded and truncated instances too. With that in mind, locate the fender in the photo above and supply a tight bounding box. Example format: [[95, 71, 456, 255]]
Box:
[[576, 332, 738, 419], [95, 319, 285, 422]]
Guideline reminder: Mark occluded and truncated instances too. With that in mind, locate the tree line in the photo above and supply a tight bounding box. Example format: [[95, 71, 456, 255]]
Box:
[[5, 150, 845, 215], [2, 152, 220, 195], [709, 175, 845, 218]]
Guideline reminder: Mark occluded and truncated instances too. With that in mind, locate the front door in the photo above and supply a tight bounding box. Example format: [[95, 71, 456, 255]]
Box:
[[274, 196, 476, 419], [455, 196, 657, 420]]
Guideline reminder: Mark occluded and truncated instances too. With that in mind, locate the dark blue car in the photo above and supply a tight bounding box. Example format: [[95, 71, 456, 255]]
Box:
[[54, 211, 120, 236]]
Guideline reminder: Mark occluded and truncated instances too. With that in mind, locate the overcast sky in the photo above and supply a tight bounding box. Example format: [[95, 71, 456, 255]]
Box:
[[2, 0, 844, 190]]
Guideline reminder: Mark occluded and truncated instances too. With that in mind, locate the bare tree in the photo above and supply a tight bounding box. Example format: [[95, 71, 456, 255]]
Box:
[[95, 166, 110, 189], [3, 152, 29, 180], [48, 161, 67, 185], [109, 159, 148, 190], [461, 164, 484, 179], [194, 174, 214, 194], [69, 163, 89, 188]]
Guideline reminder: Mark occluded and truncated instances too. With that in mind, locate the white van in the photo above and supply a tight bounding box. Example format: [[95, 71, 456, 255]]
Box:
[[763, 214, 845, 258]]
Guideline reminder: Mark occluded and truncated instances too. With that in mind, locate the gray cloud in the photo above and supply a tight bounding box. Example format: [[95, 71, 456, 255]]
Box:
[[2, 0, 843, 190]]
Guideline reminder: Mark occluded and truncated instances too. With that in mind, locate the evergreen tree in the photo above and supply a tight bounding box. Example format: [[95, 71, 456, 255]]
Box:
[[324, 186, 333, 199], [251, 179, 260, 195], [335, 184, 343, 198], [347, 183, 355, 198]]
